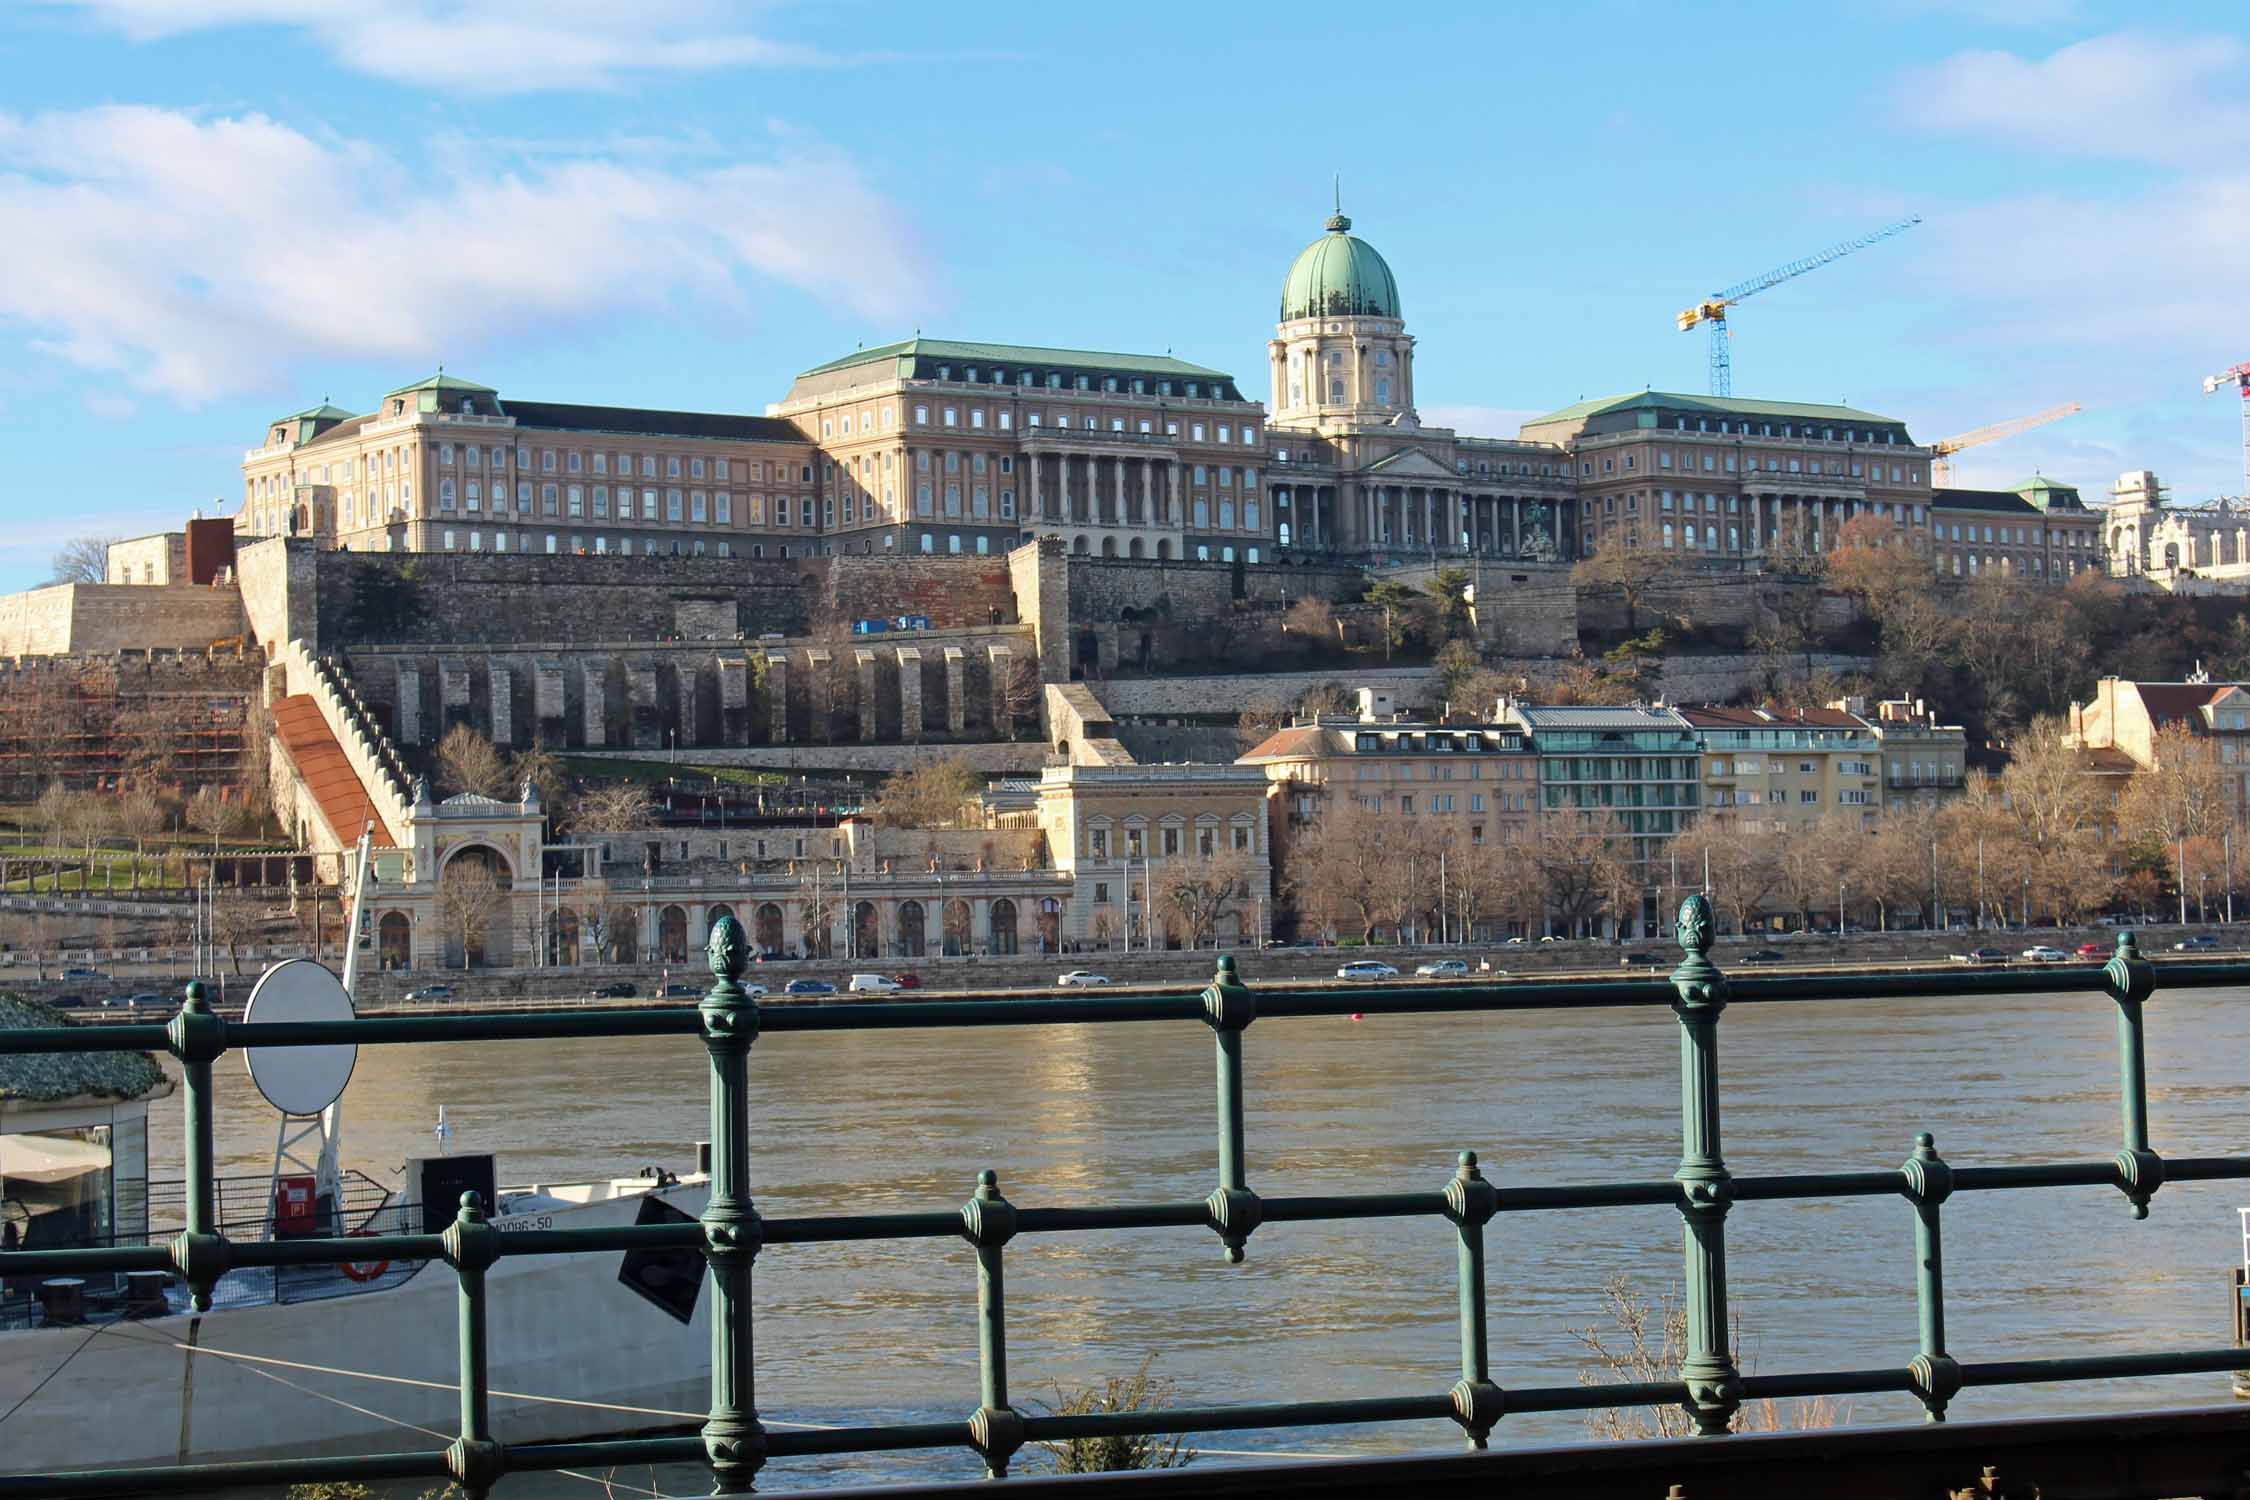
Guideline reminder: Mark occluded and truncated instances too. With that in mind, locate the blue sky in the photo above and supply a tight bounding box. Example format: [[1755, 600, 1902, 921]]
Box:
[[1, 1, 2245, 589]]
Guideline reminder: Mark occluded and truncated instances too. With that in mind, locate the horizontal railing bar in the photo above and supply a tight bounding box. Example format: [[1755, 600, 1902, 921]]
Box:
[[15, 957, 2250, 1063], [767, 1422, 975, 1457], [1728, 1171, 1903, 1202], [1498, 1181, 1682, 1210], [1739, 1367, 1915, 1399], [501, 1434, 705, 1468], [1019, 1393, 1456, 1440], [1013, 1204, 1211, 1233], [1959, 1348, 2250, 1387], [1505, 1379, 1688, 1413], [1952, 1162, 2120, 1191], [2160, 1156, 2250, 1182], [1261, 1193, 1450, 1222], [764, 1212, 968, 1244]]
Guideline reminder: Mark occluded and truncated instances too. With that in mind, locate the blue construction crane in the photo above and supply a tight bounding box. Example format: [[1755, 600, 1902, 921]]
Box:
[[1676, 217, 1921, 397]]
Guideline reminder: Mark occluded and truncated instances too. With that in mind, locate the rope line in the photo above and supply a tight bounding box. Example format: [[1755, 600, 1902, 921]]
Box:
[[51, 1323, 1361, 1467]]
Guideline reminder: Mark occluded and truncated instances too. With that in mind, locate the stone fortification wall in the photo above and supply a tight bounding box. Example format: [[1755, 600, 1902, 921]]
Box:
[[264, 548, 1028, 654], [1063, 555, 1366, 625], [1371, 559, 1581, 657], [0, 582, 244, 657], [823, 554, 1020, 634], [340, 625, 1037, 753], [1093, 651, 1880, 726], [570, 743, 1050, 774]]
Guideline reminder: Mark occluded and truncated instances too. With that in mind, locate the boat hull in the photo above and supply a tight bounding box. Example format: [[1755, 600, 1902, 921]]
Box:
[[0, 1181, 712, 1473]]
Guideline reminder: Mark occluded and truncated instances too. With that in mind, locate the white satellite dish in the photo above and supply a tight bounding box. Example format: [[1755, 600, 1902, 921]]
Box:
[[242, 959, 358, 1117]]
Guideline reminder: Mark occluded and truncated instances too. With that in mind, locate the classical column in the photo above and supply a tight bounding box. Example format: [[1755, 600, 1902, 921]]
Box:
[[1140, 458, 1154, 528], [1030, 451, 1045, 519], [1111, 455, 1125, 527], [1512, 499, 1523, 556], [1056, 453, 1071, 524]]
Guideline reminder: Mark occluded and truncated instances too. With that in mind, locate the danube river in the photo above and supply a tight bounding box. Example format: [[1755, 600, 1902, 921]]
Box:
[[155, 982, 2250, 1495]]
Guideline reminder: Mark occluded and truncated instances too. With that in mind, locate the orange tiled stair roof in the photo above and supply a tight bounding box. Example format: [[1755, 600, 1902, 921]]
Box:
[[270, 695, 397, 848]]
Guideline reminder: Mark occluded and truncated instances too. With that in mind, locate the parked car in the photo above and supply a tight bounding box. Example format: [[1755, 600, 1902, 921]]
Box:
[[739, 983, 768, 998], [1414, 959, 1470, 978], [102, 992, 167, 1009], [891, 972, 922, 989], [403, 984, 454, 1002], [848, 973, 903, 993], [2020, 946, 2070, 963], [2074, 941, 2108, 958], [1740, 949, 1788, 965], [658, 983, 700, 998], [782, 979, 835, 996], [1056, 970, 1111, 987], [2173, 934, 2222, 951], [1336, 960, 1400, 980], [1503, 937, 1526, 946], [1951, 948, 2010, 965], [588, 981, 637, 999], [1619, 951, 1664, 966], [60, 967, 107, 981]]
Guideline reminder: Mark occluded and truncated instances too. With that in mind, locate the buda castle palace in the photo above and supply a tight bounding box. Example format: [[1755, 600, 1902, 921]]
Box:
[[235, 212, 2102, 586]]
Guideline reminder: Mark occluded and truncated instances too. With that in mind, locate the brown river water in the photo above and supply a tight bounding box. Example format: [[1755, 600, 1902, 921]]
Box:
[[147, 983, 2250, 1495]]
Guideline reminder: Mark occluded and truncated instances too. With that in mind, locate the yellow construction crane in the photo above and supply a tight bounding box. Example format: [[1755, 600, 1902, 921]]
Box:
[[1930, 402, 2082, 486]]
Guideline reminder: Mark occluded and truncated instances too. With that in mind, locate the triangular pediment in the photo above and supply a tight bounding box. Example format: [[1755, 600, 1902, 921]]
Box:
[[1362, 447, 1458, 480]]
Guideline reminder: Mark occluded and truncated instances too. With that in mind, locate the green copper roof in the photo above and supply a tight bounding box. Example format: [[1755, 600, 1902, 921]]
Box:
[[386, 373, 498, 397], [1281, 214, 1399, 322], [1522, 391, 1905, 427], [2011, 474, 2084, 511], [799, 337, 1230, 381], [280, 403, 354, 424], [0, 994, 166, 1104]]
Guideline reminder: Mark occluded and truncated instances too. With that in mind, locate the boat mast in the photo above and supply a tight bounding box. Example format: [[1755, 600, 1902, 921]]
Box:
[[316, 826, 374, 1216]]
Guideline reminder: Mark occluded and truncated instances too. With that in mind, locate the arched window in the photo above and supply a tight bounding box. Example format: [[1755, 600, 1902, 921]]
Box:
[[896, 900, 926, 957], [988, 899, 1019, 956]]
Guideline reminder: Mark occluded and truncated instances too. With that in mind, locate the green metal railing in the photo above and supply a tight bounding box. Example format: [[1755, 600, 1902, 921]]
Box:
[[3, 898, 2249, 1497]]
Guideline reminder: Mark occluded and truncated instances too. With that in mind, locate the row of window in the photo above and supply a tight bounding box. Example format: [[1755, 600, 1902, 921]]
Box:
[[1085, 824, 1255, 859], [434, 443, 804, 484], [924, 364, 1234, 399], [434, 530, 749, 558], [1591, 449, 1924, 483]]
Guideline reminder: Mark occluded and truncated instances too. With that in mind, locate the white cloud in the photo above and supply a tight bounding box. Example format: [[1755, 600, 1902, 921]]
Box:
[[48, 0, 846, 92], [1903, 31, 2250, 165], [0, 106, 932, 403]]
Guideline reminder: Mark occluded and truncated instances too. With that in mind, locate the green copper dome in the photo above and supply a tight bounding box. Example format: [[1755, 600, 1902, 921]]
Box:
[[1281, 214, 1399, 322]]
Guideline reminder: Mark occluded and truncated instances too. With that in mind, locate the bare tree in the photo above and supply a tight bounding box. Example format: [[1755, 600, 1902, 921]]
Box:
[[435, 723, 512, 799], [868, 756, 980, 829], [186, 785, 246, 844], [209, 885, 261, 976], [2116, 721, 2232, 923], [438, 857, 507, 970], [1156, 850, 1252, 949], [1000, 654, 1044, 740], [1280, 795, 1405, 943], [572, 782, 656, 833], [50, 536, 117, 586], [1535, 812, 1631, 939], [1572, 536, 1672, 636]]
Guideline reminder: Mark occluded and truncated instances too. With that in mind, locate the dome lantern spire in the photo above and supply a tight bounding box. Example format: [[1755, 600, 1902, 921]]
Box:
[[1280, 201, 1398, 322]]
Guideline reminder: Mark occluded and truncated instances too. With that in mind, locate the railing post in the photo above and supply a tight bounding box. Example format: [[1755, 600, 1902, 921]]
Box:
[[1902, 1133, 1961, 1423], [2101, 931, 2164, 1218], [699, 914, 767, 1492], [1201, 954, 1262, 1262], [442, 1190, 506, 1497], [1443, 1150, 1504, 1448], [1668, 893, 1741, 1435], [164, 979, 232, 1310], [962, 1169, 1025, 1477]]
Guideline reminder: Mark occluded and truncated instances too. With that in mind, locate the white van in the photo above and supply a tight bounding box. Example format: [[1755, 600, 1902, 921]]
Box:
[[847, 973, 904, 993]]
